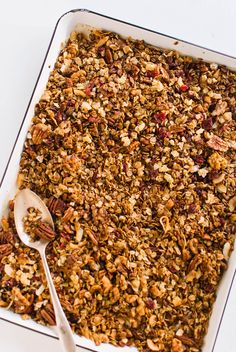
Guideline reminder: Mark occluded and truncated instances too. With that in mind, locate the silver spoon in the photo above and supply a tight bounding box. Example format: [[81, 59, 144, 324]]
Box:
[[14, 188, 76, 352]]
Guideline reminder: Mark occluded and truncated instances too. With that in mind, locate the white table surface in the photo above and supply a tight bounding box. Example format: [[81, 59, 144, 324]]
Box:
[[0, 1, 235, 351]]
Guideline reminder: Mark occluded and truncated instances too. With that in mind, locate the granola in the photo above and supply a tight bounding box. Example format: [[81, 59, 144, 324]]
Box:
[[0, 29, 236, 352]]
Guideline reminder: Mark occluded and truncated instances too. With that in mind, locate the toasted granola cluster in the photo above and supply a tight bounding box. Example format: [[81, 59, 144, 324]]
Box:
[[0, 30, 236, 352]]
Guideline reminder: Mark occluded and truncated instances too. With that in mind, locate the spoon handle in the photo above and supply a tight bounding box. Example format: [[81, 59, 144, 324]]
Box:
[[40, 249, 76, 352]]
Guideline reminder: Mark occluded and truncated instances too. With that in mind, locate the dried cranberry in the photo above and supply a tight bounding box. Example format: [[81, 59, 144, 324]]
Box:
[[85, 86, 92, 96], [85, 81, 95, 96], [59, 101, 67, 112], [88, 116, 100, 123], [149, 169, 159, 179], [184, 133, 192, 142], [99, 259, 106, 269], [44, 135, 54, 145], [175, 70, 185, 78], [60, 232, 71, 241], [188, 91, 195, 98], [195, 138, 204, 145], [189, 203, 196, 213], [195, 187, 202, 196], [167, 56, 177, 69], [147, 68, 159, 78], [194, 155, 205, 165], [140, 181, 145, 192], [153, 112, 166, 123], [209, 169, 221, 180], [169, 265, 178, 274], [146, 298, 155, 309], [219, 218, 225, 226], [109, 66, 117, 74], [204, 284, 215, 293], [208, 103, 216, 113], [97, 46, 105, 56], [202, 117, 213, 130], [131, 64, 139, 77], [67, 99, 76, 107], [55, 111, 66, 124], [60, 242, 66, 249], [123, 162, 128, 173], [92, 170, 98, 182], [65, 78, 73, 88], [156, 127, 170, 139], [69, 314, 79, 324], [180, 84, 189, 92], [5, 278, 16, 288]]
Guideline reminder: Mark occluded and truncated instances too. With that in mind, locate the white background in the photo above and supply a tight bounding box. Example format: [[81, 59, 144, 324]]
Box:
[[0, 1, 235, 351]]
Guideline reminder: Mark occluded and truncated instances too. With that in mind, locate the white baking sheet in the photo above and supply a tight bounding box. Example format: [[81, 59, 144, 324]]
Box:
[[0, 9, 235, 352]]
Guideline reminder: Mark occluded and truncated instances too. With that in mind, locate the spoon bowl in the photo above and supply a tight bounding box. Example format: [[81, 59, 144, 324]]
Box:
[[14, 188, 53, 250], [14, 188, 76, 352]]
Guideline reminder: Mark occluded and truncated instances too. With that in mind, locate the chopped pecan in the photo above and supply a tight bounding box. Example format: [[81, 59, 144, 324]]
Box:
[[85, 228, 98, 246], [0, 243, 12, 257], [188, 255, 202, 273], [60, 298, 75, 314], [207, 135, 229, 152], [105, 48, 113, 64], [212, 100, 227, 116], [34, 221, 56, 241], [0, 231, 14, 244], [40, 304, 56, 325], [31, 123, 51, 145], [189, 238, 198, 254], [176, 335, 196, 347], [62, 207, 74, 223], [47, 196, 67, 216]]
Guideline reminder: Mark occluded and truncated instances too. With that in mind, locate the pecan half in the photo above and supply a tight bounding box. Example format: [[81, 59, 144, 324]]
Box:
[[85, 228, 98, 246], [34, 222, 56, 241], [40, 304, 56, 325], [187, 254, 202, 273], [212, 100, 227, 116], [0, 243, 13, 257], [0, 231, 14, 244], [31, 123, 51, 145], [62, 207, 74, 223], [105, 48, 113, 64], [47, 196, 67, 216], [176, 335, 196, 347], [60, 298, 75, 314], [207, 135, 229, 152]]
